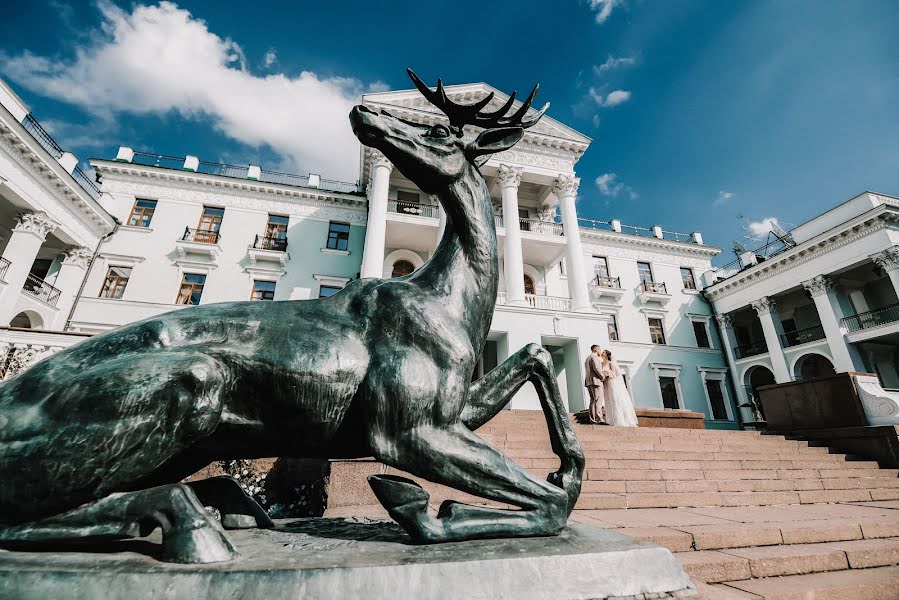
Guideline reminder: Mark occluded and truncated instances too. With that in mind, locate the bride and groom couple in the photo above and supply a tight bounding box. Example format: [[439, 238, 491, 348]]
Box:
[[583, 345, 638, 427]]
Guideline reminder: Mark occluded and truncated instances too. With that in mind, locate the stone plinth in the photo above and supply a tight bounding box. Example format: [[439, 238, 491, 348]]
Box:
[[0, 519, 695, 600]]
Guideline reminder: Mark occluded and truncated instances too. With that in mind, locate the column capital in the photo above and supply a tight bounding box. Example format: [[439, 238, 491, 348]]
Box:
[[14, 211, 57, 241], [872, 245, 899, 272], [751, 297, 777, 316], [61, 247, 93, 270], [715, 313, 733, 328], [497, 164, 523, 188], [802, 275, 835, 298], [369, 150, 393, 173], [553, 173, 580, 199]]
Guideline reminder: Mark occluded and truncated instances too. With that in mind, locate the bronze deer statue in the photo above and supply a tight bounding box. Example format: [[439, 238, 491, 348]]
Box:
[[0, 69, 585, 563]]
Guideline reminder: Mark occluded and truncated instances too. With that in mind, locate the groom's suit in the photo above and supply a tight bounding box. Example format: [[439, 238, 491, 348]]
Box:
[[584, 352, 606, 416]]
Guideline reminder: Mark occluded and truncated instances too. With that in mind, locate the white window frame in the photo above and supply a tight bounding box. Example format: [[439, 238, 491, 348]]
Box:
[[313, 274, 350, 299], [689, 314, 713, 349], [698, 366, 733, 420], [650, 362, 684, 409]]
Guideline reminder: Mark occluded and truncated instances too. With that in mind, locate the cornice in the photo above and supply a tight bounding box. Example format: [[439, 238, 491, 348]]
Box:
[[705, 209, 899, 302], [580, 228, 720, 261]]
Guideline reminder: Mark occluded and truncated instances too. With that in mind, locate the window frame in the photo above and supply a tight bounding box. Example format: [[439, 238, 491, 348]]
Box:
[[176, 273, 207, 305], [99, 265, 132, 299], [606, 313, 619, 341], [648, 317, 667, 345], [637, 261, 654, 283], [692, 319, 711, 348], [651, 362, 684, 410], [126, 199, 157, 228], [325, 221, 351, 251], [592, 255, 610, 278], [250, 279, 277, 301], [680, 267, 697, 290], [197, 206, 225, 233], [698, 367, 733, 420], [318, 285, 341, 298], [264, 214, 289, 240]]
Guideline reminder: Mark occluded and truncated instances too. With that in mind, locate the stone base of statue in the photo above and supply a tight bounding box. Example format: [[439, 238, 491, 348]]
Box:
[[0, 518, 695, 600]]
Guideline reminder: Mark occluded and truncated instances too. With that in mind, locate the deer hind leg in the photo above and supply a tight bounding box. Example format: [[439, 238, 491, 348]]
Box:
[[0, 484, 236, 564], [186, 476, 273, 529], [461, 343, 585, 512], [369, 422, 569, 543]]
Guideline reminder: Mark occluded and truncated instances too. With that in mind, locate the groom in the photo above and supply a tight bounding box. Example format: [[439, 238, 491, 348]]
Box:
[[584, 344, 607, 424]]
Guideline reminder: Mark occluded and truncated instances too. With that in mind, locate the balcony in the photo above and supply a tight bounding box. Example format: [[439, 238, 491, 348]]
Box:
[[182, 227, 219, 244], [591, 274, 625, 301], [175, 227, 221, 262], [842, 303, 899, 333], [638, 280, 670, 306], [519, 218, 563, 237], [387, 200, 440, 219], [248, 234, 289, 272], [496, 291, 572, 312], [734, 340, 769, 360], [22, 273, 61, 307], [780, 324, 826, 348], [253, 235, 287, 252], [0, 257, 10, 282]]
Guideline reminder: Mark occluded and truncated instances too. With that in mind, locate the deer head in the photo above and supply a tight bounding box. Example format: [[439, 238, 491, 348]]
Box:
[[350, 69, 548, 194]]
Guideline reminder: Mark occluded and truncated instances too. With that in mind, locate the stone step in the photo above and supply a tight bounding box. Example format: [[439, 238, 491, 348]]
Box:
[[574, 488, 899, 509], [581, 467, 899, 481], [707, 565, 899, 599], [581, 478, 899, 494], [501, 448, 833, 460]]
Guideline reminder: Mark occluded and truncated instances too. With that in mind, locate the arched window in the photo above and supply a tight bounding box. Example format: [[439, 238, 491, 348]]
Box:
[[9, 312, 33, 329], [391, 260, 415, 278], [795, 354, 836, 381], [523, 274, 536, 295]]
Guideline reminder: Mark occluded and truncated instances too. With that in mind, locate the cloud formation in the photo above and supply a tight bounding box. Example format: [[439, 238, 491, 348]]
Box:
[[594, 55, 636, 77], [263, 48, 277, 68], [713, 190, 735, 207], [589, 88, 631, 107], [747, 216, 780, 238], [0, 1, 380, 180], [595, 172, 638, 200], [588, 0, 625, 25]]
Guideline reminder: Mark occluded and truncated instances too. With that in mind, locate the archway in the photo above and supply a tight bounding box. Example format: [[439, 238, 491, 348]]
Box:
[[744, 365, 776, 420], [794, 353, 836, 381], [9, 311, 42, 329], [391, 259, 415, 278], [381, 249, 424, 279], [523, 274, 535, 295]]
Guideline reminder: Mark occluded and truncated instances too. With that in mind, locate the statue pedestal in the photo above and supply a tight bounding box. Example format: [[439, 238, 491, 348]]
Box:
[[0, 518, 695, 599]]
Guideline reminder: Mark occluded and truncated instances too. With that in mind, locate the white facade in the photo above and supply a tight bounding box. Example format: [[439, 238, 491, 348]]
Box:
[[704, 192, 899, 419]]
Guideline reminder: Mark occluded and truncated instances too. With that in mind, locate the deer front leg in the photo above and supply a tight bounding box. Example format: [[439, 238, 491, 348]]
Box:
[[461, 343, 584, 512]]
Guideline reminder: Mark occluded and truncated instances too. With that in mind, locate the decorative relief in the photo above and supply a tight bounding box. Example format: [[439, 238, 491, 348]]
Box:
[[61, 247, 93, 270], [537, 205, 558, 222], [872, 245, 899, 272], [497, 164, 523, 188], [490, 149, 573, 172], [369, 150, 393, 173], [14, 211, 58, 240], [801, 275, 835, 298], [553, 174, 580, 199], [715, 314, 733, 328], [751, 297, 777, 316]]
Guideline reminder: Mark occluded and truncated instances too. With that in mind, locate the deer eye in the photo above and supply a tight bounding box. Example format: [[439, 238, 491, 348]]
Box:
[[429, 124, 450, 139]]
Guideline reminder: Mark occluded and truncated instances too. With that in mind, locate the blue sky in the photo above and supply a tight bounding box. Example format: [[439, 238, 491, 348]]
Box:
[[1, 1, 897, 265]]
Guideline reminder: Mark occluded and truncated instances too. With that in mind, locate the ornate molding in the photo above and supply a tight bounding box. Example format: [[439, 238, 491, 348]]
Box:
[[369, 150, 393, 173], [715, 314, 733, 328], [14, 211, 57, 240], [61, 247, 93, 270], [497, 164, 523, 188], [801, 275, 835, 298], [553, 174, 580, 199], [872, 245, 899, 272], [751, 297, 776, 316], [581, 239, 715, 268], [537, 205, 557, 222]]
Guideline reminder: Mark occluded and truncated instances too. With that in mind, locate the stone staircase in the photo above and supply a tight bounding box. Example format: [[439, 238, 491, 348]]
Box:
[[328, 410, 899, 599]]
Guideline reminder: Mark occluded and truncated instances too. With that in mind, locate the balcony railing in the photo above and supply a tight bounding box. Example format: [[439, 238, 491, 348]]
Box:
[[594, 275, 621, 289], [733, 340, 769, 359], [181, 227, 220, 244], [496, 291, 572, 311], [641, 281, 668, 294], [0, 257, 10, 282], [131, 152, 187, 170], [841, 303, 899, 333], [520, 218, 563, 236], [494, 214, 504, 228], [253, 235, 287, 252], [387, 200, 440, 219], [23, 273, 61, 307], [780, 324, 826, 347]]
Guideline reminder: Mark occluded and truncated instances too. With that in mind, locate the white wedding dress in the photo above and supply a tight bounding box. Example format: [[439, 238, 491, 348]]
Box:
[[603, 361, 638, 427]]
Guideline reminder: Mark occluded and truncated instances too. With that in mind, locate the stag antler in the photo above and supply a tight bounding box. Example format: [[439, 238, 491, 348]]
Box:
[[407, 68, 549, 136]]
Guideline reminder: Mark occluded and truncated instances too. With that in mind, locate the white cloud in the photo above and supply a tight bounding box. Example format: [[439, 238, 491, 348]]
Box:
[[263, 48, 277, 68], [0, 1, 380, 180], [594, 55, 636, 77], [588, 0, 625, 24], [747, 216, 780, 238], [589, 87, 631, 108], [713, 190, 735, 207], [592, 114, 601, 128], [595, 172, 637, 200]]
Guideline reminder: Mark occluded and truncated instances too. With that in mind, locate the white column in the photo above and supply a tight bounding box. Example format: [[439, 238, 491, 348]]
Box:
[[0, 211, 57, 325], [434, 194, 447, 244], [802, 275, 865, 373], [554, 174, 592, 312], [498, 164, 526, 307], [360, 151, 393, 279], [714, 314, 749, 406], [873, 246, 899, 298], [51, 247, 92, 329], [751, 297, 792, 382]]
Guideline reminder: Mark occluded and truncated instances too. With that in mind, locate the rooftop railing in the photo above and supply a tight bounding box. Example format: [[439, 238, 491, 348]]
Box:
[[197, 161, 249, 179], [577, 217, 696, 244], [841, 303, 899, 333], [23, 273, 61, 307], [22, 114, 63, 159], [131, 152, 186, 170], [71, 165, 100, 200], [780, 324, 825, 347], [0, 257, 10, 282]]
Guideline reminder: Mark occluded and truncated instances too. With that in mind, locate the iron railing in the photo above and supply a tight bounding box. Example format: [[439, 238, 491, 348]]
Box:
[[387, 200, 440, 219], [520, 218, 563, 236], [23, 273, 61, 307], [780, 324, 825, 347], [577, 217, 696, 244], [181, 227, 220, 244], [253, 235, 287, 252], [71, 165, 101, 199], [131, 152, 187, 170], [197, 161, 249, 179], [733, 340, 768, 359], [594, 275, 621, 289], [641, 280, 668, 294], [0, 257, 10, 282], [841, 303, 899, 333], [22, 114, 63, 158], [257, 169, 362, 194], [320, 178, 362, 194]]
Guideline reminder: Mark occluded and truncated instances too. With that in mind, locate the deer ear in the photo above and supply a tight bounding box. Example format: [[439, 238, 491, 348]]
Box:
[[465, 127, 524, 162]]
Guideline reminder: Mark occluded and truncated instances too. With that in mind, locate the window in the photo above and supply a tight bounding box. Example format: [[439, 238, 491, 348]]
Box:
[[606, 314, 619, 341], [176, 273, 206, 305], [681, 267, 697, 290], [395, 190, 421, 215], [318, 285, 341, 298], [326, 222, 350, 251], [127, 199, 157, 228], [264, 214, 289, 239], [705, 379, 729, 420], [523, 274, 536, 295], [659, 376, 680, 409], [692, 320, 711, 348], [392, 260, 415, 278], [99, 266, 132, 299], [648, 317, 666, 344], [637, 261, 653, 283], [250, 280, 276, 301], [193, 206, 224, 243], [519, 208, 531, 231], [592, 256, 610, 278]]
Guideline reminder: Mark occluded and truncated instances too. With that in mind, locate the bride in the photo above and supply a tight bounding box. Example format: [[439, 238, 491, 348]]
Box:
[[601, 350, 638, 427]]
